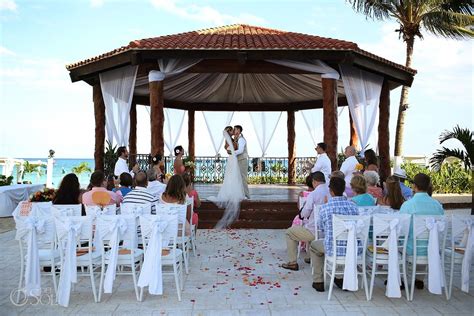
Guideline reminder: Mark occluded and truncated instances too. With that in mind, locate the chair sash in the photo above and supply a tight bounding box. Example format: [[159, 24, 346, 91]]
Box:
[[461, 218, 473, 293], [56, 218, 82, 307], [385, 218, 402, 298], [98, 217, 128, 294], [138, 216, 169, 295], [342, 219, 364, 291], [425, 217, 446, 295], [16, 216, 46, 297]]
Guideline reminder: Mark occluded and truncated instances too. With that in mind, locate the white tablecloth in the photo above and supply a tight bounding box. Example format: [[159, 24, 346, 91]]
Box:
[[0, 184, 45, 217]]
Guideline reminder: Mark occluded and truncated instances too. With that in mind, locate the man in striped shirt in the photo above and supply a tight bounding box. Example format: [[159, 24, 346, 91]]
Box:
[[122, 171, 158, 213]]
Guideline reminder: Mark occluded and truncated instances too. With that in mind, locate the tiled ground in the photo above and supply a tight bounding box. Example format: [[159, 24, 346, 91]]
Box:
[[1, 225, 473, 315]]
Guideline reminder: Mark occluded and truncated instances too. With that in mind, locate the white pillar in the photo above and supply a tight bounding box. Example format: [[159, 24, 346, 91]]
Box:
[[46, 158, 54, 188]]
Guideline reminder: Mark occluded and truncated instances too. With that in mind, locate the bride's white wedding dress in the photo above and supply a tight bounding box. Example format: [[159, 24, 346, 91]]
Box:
[[208, 131, 245, 228]]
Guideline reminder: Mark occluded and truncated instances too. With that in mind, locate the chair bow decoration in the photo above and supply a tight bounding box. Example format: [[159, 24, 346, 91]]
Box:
[[386, 218, 402, 298], [16, 216, 46, 297], [426, 217, 446, 295], [56, 218, 82, 307], [461, 219, 473, 293], [138, 217, 169, 295], [343, 219, 365, 291], [103, 217, 128, 294]]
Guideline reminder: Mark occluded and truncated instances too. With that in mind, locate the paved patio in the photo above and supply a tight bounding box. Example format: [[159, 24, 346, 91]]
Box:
[[1, 215, 473, 315]]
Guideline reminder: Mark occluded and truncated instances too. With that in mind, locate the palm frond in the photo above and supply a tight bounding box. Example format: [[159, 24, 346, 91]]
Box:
[[347, 0, 393, 20], [430, 146, 470, 171], [422, 9, 474, 38], [438, 125, 474, 170], [441, 0, 474, 15]]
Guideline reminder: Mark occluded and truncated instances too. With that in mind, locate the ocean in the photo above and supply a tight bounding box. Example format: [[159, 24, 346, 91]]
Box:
[[2, 158, 95, 188]]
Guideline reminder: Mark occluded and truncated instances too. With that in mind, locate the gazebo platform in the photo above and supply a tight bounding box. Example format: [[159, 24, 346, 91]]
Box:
[[195, 184, 472, 229]]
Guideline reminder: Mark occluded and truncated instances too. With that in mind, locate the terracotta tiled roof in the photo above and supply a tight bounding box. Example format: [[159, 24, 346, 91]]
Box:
[[66, 24, 415, 75]]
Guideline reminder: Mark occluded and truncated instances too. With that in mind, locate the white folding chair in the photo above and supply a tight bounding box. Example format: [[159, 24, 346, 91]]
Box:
[[138, 214, 183, 301], [51, 204, 82, 217], [367, 214, 411, 300], [357, 206, 379, 216], [85, 205, 117, 217], [408, 215, 447, 301], [444, 214, 473, 299], [186, 196, 197, 256], [96, 215, 143, 302], [54, 216, 98, 307], [324, 215, 371, 301], [295, 196, 310, 260], [14, 215, 59, 303]]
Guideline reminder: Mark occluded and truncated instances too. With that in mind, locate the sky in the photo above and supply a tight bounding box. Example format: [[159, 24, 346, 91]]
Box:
[[0, 0, 472, 159]]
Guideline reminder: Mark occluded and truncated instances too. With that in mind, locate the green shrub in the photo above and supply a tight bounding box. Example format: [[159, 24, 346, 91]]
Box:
[[402, 161, 472, 194]]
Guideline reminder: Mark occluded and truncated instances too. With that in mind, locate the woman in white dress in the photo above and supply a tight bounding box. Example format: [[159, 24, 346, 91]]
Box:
[[209, 127, 246, 228]]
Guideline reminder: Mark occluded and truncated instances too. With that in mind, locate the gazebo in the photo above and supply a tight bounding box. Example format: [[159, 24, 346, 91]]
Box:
[[66, 24, 416, 184]]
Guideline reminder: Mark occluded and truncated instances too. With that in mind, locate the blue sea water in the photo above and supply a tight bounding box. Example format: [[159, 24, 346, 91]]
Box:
[[2, 158, 95, 188]]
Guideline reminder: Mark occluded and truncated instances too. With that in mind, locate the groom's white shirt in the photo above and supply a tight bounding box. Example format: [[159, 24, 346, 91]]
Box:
[[234, 136, 247, 157]]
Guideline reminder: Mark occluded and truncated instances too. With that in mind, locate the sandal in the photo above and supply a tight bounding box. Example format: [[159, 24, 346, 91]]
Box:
[[281, 262, 299, 271]]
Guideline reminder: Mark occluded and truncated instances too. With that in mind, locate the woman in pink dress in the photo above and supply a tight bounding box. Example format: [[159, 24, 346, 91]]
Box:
[[173, 145, 186, 175], [183, 173, 200, 227]]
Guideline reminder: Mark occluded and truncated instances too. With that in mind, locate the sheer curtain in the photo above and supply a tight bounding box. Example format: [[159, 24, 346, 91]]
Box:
[[163, 109, 186, 156], [339, 65, 383, 155], [249, 112, 282, 157], [99, 65, 138, 145], [266, 59, 340, 79], [202, 112, 234, 156], [148, 59, 202, 82], [300, 109, 323, 147]]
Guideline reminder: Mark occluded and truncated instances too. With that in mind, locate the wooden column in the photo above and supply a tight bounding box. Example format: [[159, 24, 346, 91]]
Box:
[[128, 102, 137, 169], [322, 78, 338, 171], [93, 83, 105, 171], [188, 110, 195, 160], [349, 111, 359, 149], [378, 80, 391, 183], [287, 110, 296, 185], [150, 79, 164, 156]]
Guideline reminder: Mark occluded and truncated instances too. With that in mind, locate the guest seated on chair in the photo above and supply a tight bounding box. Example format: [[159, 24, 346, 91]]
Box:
[[393, 168, 413, 200], [123, 171, 158, 213], [330, 170, 353, 198], [159, 175, 191, 235], [53, 173, 84, 215], [399, 173, 444, 290], [82, 170, 122, 206], [183, 173, 200, 228], [112, 172, 133, 197], [292, 175, 315, 226], [377, 176, 405, 210], [281, 171, 330, 271], [146, 168, 167, 197], [364, 170, 383, 199], [310, 177, 359, 292], [350, 175, 376, 206]]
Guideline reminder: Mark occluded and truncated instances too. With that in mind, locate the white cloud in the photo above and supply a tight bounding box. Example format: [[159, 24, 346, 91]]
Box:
[[150, 0, 265, 26], [0, 0, 17, 11], [0, 46, 15, 56], [90, 0, 104, 8]]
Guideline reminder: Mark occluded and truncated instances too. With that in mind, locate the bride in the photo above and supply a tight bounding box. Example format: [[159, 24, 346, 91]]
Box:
[[209, 126, 246, 228]]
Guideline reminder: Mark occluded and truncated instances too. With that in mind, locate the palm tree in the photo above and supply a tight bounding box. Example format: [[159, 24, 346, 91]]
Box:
[[72, 162, 92, 175], [348, 0, 474, 159], [430, 125, 473, 171]]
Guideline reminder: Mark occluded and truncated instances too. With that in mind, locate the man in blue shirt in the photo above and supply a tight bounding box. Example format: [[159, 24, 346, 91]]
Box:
[[393, 168, 413, 200], [399, 173, 444, 289], [309, 177, 359, 292]]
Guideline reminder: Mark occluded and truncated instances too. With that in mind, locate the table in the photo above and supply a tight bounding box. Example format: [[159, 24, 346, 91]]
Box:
[[0, 184, 45, 217]]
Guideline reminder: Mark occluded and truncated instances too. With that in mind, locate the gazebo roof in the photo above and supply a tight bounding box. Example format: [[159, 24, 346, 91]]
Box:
[[66, 24, 416, 111]]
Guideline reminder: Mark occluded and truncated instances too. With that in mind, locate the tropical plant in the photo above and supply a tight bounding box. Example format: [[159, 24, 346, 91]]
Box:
[[21, 161, 45, 181], [104, 140, 118, 176], [270, 162, 287, 174], [0, 175, 13, 186], [430, 125, 473, 171], [348, 0, 474, 158], [72, 161, 92, 175]]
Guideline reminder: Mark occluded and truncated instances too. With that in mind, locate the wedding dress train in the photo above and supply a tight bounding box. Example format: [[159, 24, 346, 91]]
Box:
[[208, 131, 245, 228]]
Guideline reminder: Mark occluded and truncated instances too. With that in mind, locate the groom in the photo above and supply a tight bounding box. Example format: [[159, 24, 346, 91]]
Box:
[[233, 125, 250, 199]]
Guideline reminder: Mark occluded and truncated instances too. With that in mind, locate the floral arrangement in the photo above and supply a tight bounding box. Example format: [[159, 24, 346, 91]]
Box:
[[183, 157, 196, 170], [355, 163, 364, 171], [30, 187, 56, 202]]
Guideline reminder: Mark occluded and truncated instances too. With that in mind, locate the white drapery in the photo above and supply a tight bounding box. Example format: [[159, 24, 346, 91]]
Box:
[[249, 112, 282, 157], [100, 65, 138, 146], [163, 108, 186, 156], [266, 59, 340, 80], [342, 219, 365, 291], [339, 65, 383, 154], [202, 112, 234, 155]]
